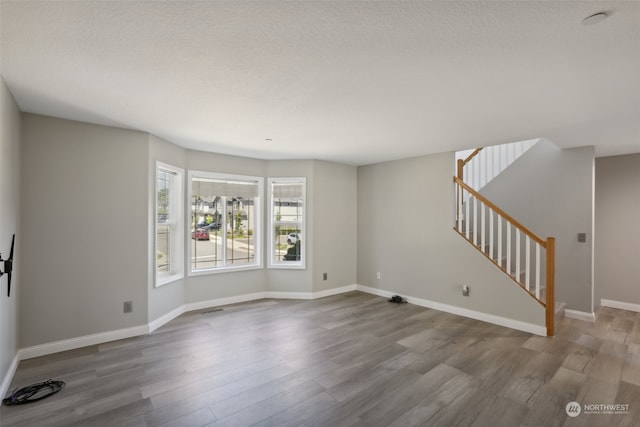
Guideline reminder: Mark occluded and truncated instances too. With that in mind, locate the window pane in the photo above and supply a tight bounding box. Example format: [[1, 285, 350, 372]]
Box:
[[156, 163, 183, 285], [226, 198, 256, 266], [157, 223, 170, 273], [274, 225, 301, 262], [157, 170, 170, 222], [269, 178, 305, 268], [191, 195, 222, 270], [191, 174, 261, 272]]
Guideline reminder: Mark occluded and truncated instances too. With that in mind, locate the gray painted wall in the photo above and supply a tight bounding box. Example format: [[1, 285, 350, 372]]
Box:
[[479, 139, 595, 313], [595, 154, 640, 306], [357, 152, 544, 326], [20, 114, 149, 347], [0, 78, 21, 390], [16, 115, 359, 348], [312, 160, 357, 292]]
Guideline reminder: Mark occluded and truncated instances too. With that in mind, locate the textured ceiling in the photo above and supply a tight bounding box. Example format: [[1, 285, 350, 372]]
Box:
[[1, 1, 639, 165]]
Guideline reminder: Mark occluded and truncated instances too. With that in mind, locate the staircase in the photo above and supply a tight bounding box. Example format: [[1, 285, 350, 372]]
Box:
[[454, 144, 556, 336]]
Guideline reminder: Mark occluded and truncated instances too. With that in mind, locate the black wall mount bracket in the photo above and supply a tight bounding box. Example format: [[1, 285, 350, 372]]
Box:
[[0, 234, 15, 297]]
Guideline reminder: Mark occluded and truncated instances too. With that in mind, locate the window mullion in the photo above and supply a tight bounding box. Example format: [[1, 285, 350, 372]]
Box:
[[221, 196, 227, 267]]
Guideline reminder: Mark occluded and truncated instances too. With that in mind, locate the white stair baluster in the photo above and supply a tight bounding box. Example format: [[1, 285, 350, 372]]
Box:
[[515, 229, 521, 281], [535, 243, 541, 299], [525, 235, 531, 291], [507, 224, 511, 275], [481, 202, 485, 251], [497, 214, 502, 268], [465, 193, 470, 239], [483, 149, 488, 188], [457, 183, 463, 230], [474, 157, 479, 190], [473, 197, 478, 246], [489, 209, 494, 259]]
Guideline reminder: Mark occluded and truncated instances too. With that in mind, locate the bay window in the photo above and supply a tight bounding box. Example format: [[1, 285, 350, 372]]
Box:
[[189, 171, 263, 273]]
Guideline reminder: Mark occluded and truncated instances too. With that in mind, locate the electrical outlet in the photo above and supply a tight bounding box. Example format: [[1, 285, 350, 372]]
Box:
[[377, 272, 381, 280], [323, 272, 328, 280], [577, 233, 586, 242], [462, 285, 470, 297], [124, 301, 133, 313]]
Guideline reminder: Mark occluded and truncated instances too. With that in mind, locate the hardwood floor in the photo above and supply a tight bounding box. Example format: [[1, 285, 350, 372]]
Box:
[[2, 291, 639, 426]]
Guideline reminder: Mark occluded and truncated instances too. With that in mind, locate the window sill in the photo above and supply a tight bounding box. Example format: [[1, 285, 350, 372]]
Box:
[[189, 264, 264, 277], [268, 263, 306, 270], [156, 273, 184, 288]]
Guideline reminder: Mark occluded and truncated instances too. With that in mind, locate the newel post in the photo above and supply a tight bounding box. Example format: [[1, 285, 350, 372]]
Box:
[[545, 237, 556, 336], [457, 159, 464, 181]]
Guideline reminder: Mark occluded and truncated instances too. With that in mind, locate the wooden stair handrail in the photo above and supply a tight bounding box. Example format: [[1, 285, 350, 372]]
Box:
[[457, 147, 483, 180], [454, 176, 547, 247]]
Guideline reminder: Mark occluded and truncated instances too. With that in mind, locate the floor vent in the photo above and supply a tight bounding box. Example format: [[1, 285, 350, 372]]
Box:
[[202, 308, 223, 315]]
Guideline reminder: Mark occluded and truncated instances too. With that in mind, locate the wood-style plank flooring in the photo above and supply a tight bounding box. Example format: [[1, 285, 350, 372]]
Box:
[[2, 291, 639, 426]]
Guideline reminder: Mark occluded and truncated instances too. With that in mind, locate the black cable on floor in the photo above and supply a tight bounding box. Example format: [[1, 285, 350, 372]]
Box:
[[2, 379, 65, 406]]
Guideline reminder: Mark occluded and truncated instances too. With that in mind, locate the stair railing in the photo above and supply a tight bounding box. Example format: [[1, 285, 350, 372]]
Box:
[[457, 140, 538, 192], [454, 176, 556, 336]]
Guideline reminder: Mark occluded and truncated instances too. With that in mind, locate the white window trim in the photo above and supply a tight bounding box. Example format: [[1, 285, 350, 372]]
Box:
[[188, 170, 263, 275], [155, 162, 184, 287], [268, 177, 306, 269]]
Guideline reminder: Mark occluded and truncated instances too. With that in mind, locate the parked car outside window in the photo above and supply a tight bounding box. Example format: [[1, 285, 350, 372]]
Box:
[[192, 228, 210, 240]]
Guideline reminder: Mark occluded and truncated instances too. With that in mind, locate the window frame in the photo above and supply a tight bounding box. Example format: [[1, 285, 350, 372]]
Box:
[[268, 177, 306, 269], [188, 170, 263, 275], [155, 162, 184, 287]]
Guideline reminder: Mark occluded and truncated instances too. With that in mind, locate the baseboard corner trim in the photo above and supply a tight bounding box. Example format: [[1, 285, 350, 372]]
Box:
[[19, 325, 150, 360], [564, 309, 596, 322], [149, 305, 186, 333], [1, 351, 21, 399], [601, 299, 640, 314]]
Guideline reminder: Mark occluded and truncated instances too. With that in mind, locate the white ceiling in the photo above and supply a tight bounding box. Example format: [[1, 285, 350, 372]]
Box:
[[1, 1, 639, 165]]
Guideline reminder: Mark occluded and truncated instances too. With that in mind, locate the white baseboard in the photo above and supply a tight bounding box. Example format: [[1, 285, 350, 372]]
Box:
[[564, 309, 596, 322], [312, 284, 357, 299], [266, 285, 357, 301], [601, 299, 640, 313], [265, 291, 312, 300], [1, 352, 21, 399], [356, 285, 547, 336], [149, 306, 186, 333], [20, 324, 149, 360], [356, 285, 395, 299], [184, 292, 266, 312]]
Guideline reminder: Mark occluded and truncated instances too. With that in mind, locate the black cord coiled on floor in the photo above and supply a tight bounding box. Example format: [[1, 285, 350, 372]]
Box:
[[2, 379, 65, 406]]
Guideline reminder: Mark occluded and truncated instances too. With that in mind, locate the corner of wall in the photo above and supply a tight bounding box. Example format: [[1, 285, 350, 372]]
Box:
[[0, 77, 22, 398]]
